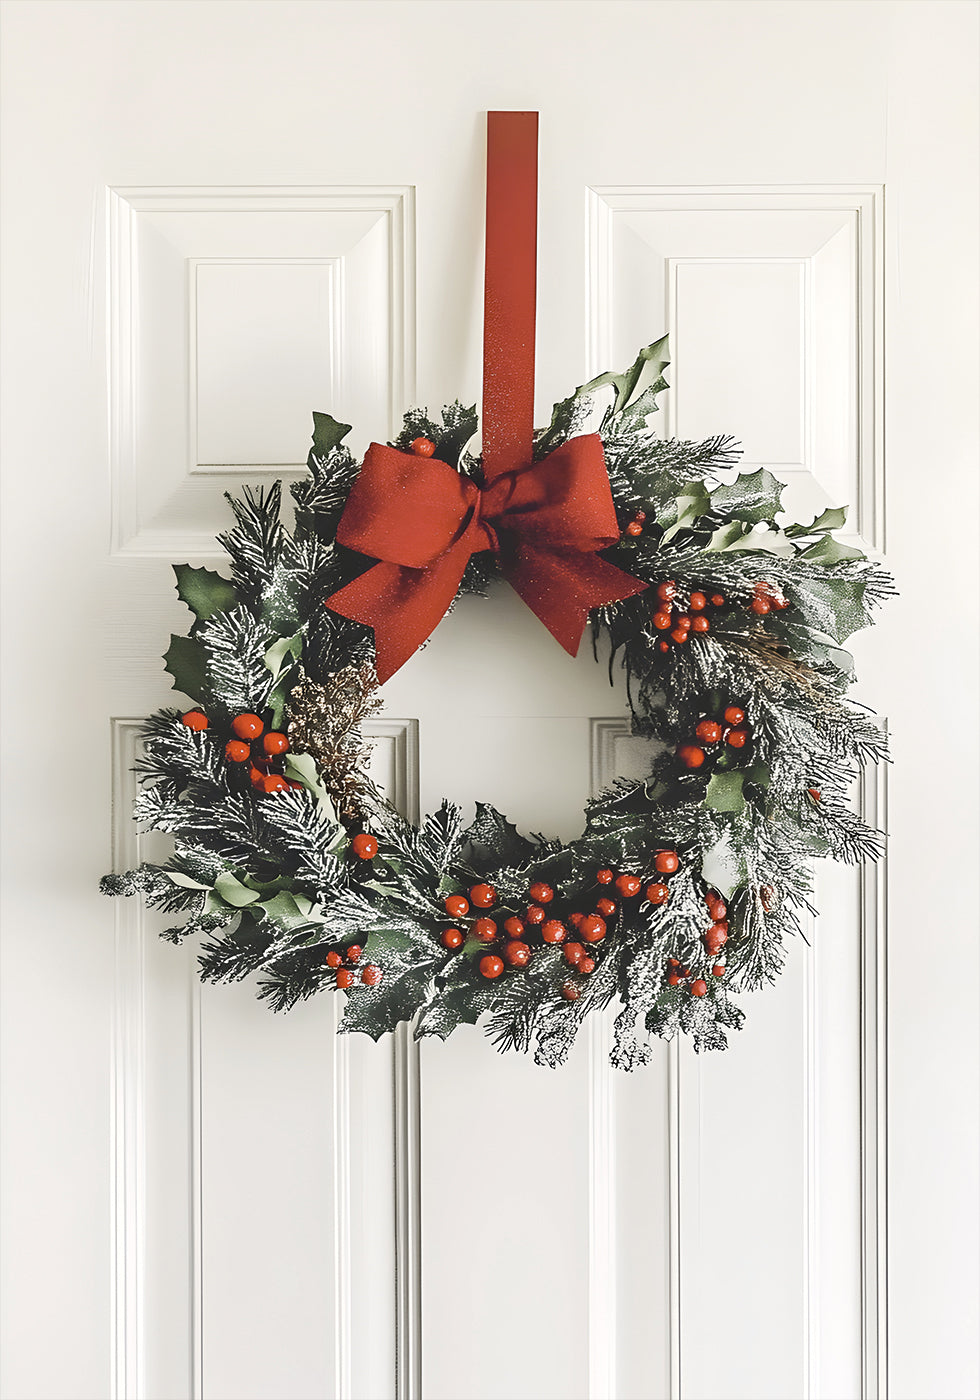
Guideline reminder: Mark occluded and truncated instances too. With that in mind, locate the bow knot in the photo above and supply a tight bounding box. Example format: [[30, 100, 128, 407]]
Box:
[[324, 435, 647, 682]]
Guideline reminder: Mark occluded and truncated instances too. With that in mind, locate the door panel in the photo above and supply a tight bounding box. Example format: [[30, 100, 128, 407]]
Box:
[[2, 5, 976, 1400]]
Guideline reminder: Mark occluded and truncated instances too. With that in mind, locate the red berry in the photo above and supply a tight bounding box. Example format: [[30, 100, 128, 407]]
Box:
[[568, 911, 584, 927], [750, 597, 770, 615], [181, 710, 209, 731], [410, 437, 436, 457], [471, 918, 498, 943], [361, 964, 382, 987], [653, 611, 673, 631], [579, 914, 607, 943], [674, 613, 692, 630], [689, 591, 707, 611], [525, 904, 546, 925], [326, 951, 341, 968], [695, 720, 723, 744], [705, 930, 727, 956], [231, 713, 264, 740], [528, 881, 554, 904], [615, 874, 642, 898], [595, 897, 616, 917], [667, 973, 683, 987], [503, 916, 525, 939], [626, 520, 643, 537], [351, 833, 379, 859], [578, 956, 596, 974], [678, 745, 706, 769], [262, 731, 289, 756], [225, 739, 251, 762], [710, 594, 725, 607], [670, 628, 689, 645], [656, 581, 677, 603], [336, 968, 355, 989], [469, 883, 496, 908], [724, 706, 745, 726], [541, 919, 566, 944], [690, 979, 708, 997], [479, 954, 504, 979], [441, 927, 463, 950], [346, 945, 363, 963], [503, 940, 531, 968], [712, 964, 726, 977], [645, 883, 669, 906], [691, 615, 710, 633], [658, 639, 670, 653], [563, 942, 585, 965], [562, 983, 580, 1001], [707, 897, 727, 920], [654, 850, 679, 875], [261, 774, 288, 794], [444, 894, 469, 918], [596, 869, 614, 885], [726, 728, 749, 749]]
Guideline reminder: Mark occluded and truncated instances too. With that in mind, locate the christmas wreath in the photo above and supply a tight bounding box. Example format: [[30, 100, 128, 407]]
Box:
[[102, 114, 890, 1067], [102, 334, 891, 1068]]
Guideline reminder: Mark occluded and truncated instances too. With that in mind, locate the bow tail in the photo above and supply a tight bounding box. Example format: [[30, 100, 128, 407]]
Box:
[[325, 543, 472, 683], [503, 546, 648, 656]]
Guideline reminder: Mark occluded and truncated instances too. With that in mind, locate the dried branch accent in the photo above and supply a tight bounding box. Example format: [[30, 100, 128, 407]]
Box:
[[717, 630, 826, 700], [286, 665, 382, 820]]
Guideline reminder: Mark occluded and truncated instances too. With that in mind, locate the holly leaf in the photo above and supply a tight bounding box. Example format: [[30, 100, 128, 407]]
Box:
[[660, 480, 712, 539], [256, 891, 312, 928], [798, 534, 866, 565], [704, 771, 746, 813], [462, 802, 537, 868], [707, 521, 750, 552], [163, 634, 208, 702], [709, 468, 785, 524], [415, 979, 497, 1039], [791, 576, 872, 643], [173, 563, 238, 623], [310, 411, 352, 458], [282, 751, 339, 824], [263, 630, 303, 680], [583, 334, 671, 420], [264, 631, 303, 728], [213, 872, 262, 907], [785, 504, 849, 538], [338, 919, 438, 1039]]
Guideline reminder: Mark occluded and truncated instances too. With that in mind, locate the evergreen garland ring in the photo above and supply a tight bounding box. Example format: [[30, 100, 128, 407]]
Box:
[[102, 338, 892, 1068]]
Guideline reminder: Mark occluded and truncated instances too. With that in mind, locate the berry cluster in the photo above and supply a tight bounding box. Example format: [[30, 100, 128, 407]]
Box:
[[746, 580, 790, 616], [665, 888, 729, 995], [439, 852, 684, 998], [650, 580, 726, 651], [325, 941, 383, 990], [677, 704, 750, 770], [623, 507, 647, 538], [180, 708, 298, 796]]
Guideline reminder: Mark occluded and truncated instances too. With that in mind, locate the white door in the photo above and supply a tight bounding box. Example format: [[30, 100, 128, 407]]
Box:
[[2, 4, 977, 1399]]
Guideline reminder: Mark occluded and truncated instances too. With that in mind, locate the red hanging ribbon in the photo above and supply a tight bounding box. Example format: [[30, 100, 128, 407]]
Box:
[[324, 111, 646, 682]]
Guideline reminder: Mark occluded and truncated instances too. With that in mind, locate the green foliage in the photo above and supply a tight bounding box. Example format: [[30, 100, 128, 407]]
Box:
[[173, 564, 238, 623], [103, 334, 892, 1068]]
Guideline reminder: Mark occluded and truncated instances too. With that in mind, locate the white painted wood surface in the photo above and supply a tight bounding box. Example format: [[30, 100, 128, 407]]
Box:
[[1, 4, 977, 1400]]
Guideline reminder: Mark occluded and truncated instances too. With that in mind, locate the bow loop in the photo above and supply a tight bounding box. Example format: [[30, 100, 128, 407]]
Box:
[[324, 434, 647, 682]]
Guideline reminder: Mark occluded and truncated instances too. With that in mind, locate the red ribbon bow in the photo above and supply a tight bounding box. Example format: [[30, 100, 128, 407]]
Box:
[[324, 111, 646, 681], [323, 436, 647, 682]]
